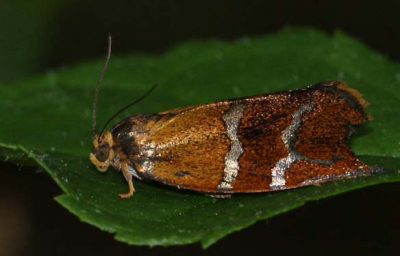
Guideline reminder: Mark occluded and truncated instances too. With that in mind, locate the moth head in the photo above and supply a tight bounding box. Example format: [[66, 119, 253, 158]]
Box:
[[90, 35, 157, 173], [90, 131, 114, 172]]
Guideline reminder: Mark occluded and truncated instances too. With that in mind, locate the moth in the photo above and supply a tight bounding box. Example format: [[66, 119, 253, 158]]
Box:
[[90, 36, 377, 198]]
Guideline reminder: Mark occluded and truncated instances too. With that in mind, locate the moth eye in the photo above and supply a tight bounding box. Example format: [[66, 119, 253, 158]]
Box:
[[96, 147, 110, 162]]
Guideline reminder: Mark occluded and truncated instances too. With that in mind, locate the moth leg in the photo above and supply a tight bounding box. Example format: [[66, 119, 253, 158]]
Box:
[[206, 194, 232, 199], [119, 163, 135, 198]]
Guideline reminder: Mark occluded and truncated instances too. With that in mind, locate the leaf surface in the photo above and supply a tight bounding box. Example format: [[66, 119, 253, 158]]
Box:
[[1, 28, 399, 248]]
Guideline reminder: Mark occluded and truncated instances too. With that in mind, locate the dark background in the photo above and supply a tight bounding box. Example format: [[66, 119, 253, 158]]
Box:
[[0, 1, 399, 255]]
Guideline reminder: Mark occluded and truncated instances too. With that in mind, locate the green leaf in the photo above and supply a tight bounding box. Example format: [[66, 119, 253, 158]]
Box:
[[1, 27, 399, 248]]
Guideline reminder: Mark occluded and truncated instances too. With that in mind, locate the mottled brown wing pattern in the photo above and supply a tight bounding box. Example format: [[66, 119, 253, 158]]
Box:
[[135, 102, 232, 191], [110, 81, 374, 195]]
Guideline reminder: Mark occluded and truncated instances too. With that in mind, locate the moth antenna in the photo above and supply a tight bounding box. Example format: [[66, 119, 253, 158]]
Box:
[[92, 34, 112, 136], [98, 84, 158, 141]]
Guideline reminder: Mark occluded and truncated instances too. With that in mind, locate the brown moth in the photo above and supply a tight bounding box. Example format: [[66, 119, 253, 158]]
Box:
[[90, 36, 378, 198]]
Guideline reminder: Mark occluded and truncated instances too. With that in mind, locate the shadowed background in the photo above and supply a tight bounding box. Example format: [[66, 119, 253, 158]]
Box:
[[0, 0, 399, 255]]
